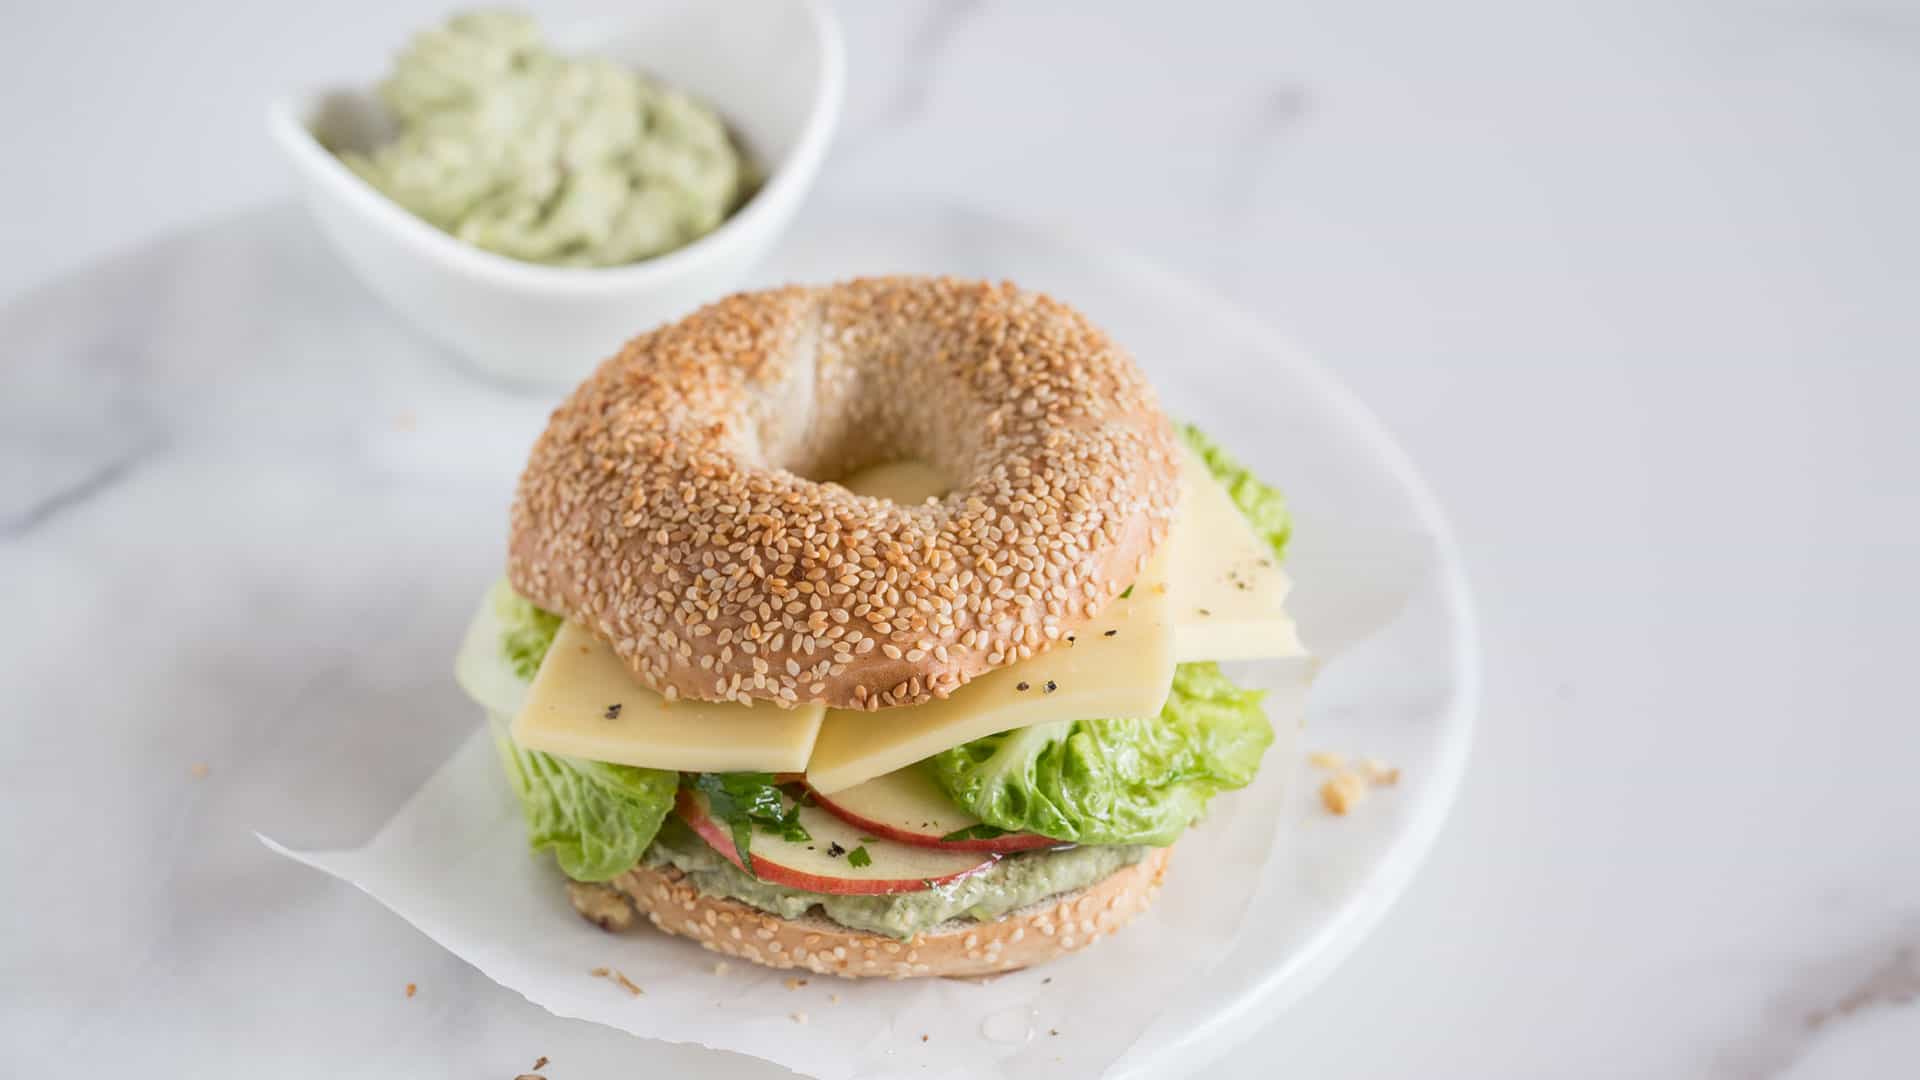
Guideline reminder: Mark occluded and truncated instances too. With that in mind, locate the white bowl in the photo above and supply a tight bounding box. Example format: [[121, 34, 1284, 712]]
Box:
[[267, 0, 843, 386]]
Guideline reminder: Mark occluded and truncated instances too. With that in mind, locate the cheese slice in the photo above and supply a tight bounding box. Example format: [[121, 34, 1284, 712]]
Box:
[[1168, 444, 1305, 663], [830, 452, 1303, 664], [511, 621, 825, 772], [805, 548, 1175, 793], [799, 451, 1302, 792]]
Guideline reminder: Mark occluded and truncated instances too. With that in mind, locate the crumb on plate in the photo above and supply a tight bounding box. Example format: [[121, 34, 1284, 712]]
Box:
[[1321, 772, 1368, 815]]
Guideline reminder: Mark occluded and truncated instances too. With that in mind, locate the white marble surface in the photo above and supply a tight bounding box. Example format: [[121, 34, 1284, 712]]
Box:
[[3, 2, 1918, 1077]]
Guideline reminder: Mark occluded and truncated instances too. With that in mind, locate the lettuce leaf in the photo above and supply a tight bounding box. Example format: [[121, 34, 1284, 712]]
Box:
[[491, 716, 678, 881], [482, 585, 672, 882], [494, 583, 561, 681], [926, 427, 1290, 846], [924, 662, 1271, 845]]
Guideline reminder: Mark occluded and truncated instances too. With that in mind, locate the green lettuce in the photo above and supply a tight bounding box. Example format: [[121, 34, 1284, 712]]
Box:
[[925, 662, 1271, 845], [495, 584, 562, 681], [927, 427, 1290, 846], [491, 718, 678, 882], [485, 586, 674, 881]]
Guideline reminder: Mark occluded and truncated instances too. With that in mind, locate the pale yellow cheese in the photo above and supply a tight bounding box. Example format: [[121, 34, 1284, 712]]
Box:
[[804, 548, 1175, 793], [832, 454, 1303, 664], [511, 621, 824, 772], [1168, 444, 1305, 663]]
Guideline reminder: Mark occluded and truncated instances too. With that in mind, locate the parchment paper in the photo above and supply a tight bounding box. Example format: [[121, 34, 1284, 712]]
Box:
[[262, 515, 1427, 1078]]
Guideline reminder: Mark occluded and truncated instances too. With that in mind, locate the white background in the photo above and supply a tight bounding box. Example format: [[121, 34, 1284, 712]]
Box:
[[4, 1, 1917, 1076]]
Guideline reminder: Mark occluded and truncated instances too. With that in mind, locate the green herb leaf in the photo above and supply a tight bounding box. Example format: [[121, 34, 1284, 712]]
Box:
[[688, 772, 812, 874], [846, 845, 873, 869], [938, 823, 1010, 843]]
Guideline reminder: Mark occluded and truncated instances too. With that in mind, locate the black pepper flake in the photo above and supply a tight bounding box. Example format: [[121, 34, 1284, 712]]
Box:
[[1042, 977, 1052, 984], [1043, 680, 1058, 694], [603, 703, 622, 719], [827, 841, 846, 858], [1049, 1028, 1060, 1036], [1016, 681, 1030, 692], [1103, 629, 1118, 637]]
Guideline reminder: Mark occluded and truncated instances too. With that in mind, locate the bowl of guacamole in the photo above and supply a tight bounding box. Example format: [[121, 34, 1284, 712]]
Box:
[[269, 1, 844, 383]]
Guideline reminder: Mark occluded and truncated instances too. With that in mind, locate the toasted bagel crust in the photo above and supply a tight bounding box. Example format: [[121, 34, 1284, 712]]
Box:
[[508, 277, 1181, 710], [571, 846, 1172, 978]]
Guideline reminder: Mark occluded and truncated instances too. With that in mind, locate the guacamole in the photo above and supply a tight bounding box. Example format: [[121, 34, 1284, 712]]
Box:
[[341, 10, 757, 267], [642, 818, 1151, 940]]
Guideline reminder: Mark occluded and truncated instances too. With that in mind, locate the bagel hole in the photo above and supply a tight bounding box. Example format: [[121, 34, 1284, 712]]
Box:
[[822, 460, 953, 506]]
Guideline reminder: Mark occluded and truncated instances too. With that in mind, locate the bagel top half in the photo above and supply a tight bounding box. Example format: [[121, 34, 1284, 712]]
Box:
[[507, 276, 1181, 711]]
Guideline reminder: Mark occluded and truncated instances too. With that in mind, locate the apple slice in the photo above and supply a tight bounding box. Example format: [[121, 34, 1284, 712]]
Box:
[[807, 767, 1057, 853], [678, 791, 995, 895]]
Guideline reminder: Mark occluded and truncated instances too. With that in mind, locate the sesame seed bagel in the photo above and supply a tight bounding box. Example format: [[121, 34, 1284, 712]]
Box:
[[569, 846, 1172, 978], [508, 276, 1182, 710]]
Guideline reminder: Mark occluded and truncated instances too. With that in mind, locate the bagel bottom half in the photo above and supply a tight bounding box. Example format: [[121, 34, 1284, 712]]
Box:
[[566, 847, 1173, 979]]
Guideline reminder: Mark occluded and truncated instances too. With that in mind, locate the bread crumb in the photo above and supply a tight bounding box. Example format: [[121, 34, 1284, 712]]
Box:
[[711, 962, 730, 976], [531, 1058, 549, 1071], [920, 1034, 929, 1043], [785, 976, 808, 990], [1321, 772, 1367, 815], [591, 967, 642, 996], [189, 763, 210, 780], [1361, 758, 1401, 786], [828, 993, 840, 1004], [515, 1075, 545, 1080], [1049, 1028, 1060, 1036], [404, 983, 416, 999], [790, 1011, 808, 1024], [1306, 751, 1346, 771]]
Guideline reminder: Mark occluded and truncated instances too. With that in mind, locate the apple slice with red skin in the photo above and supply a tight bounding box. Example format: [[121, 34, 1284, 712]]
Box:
[[806, 767, 1057, 853], [678, 791, 996, 895]]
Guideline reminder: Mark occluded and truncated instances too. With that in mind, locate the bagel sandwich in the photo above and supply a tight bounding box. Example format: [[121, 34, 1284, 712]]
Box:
[[452, 277, 1305, 978]]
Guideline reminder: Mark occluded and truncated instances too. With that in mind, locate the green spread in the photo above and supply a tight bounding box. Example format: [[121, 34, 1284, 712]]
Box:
[[340, 10, 757, 267], [643, 819, 1149, 940]]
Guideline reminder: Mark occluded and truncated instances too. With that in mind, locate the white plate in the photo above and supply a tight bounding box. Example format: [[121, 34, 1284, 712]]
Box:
[[752, 204, 1479, 1077], [0, 197, 1474, 1077]]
